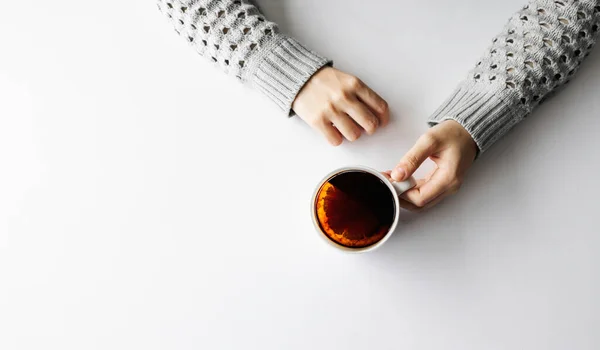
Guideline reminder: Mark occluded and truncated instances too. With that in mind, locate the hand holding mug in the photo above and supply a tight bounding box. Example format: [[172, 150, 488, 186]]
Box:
[[388, 120, 478, 211]]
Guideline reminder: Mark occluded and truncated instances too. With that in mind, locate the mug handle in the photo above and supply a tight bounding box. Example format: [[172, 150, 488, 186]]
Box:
[[391, 176, 417, 195]]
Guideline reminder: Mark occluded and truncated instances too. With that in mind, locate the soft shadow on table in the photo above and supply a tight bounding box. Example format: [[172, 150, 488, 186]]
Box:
[[362, 50, 600, 266]]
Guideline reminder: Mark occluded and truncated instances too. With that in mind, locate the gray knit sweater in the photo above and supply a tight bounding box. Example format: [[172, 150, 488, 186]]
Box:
[[158, 0, 599, 152], [156, 0, 330, 112]]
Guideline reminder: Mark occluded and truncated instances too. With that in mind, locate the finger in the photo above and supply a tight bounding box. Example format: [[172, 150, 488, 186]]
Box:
[[398, 178, 426, 201], [344, 97, 380, 135], [331, 113, 362, 142], [388, 175, 423, 211], [398, 197, 421, 211], [316, 120, 344, 146], [399, 191, 449, 212], [355, 84, 390, 127], [401, 168, 454, 208], [391, 134, 438, 182], [399, 178, 427, 193], [399, 175, 447, 211]]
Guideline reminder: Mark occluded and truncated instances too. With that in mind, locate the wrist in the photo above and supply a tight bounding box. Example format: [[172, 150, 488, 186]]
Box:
[[252, 36, 331, 115], [442, 120, 479, 158], [292, 66, 332, 113], [427, 83, 518, 153]]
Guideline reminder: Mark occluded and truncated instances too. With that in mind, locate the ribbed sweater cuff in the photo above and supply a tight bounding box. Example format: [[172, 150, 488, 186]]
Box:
[[428, 83, 521, 153], [250, 35, 331, 114]]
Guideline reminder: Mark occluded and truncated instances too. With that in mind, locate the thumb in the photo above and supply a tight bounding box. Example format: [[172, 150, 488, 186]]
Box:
[[391, 134, 437, 181]]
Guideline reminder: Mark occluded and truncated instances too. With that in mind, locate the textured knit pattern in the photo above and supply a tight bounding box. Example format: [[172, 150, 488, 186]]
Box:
[[429, 0, 600, 152], [157, 0, 331, 113]]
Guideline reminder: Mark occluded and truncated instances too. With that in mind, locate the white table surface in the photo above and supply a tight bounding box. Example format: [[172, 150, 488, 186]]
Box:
[[2, 1, 600, 349]]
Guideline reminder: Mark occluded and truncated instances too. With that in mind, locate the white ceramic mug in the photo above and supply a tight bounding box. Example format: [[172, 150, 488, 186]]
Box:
[[311, 166, 417, 253]]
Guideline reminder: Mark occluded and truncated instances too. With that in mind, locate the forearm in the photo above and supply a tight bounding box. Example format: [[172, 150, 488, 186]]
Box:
[[429, 0, 600, 152], [157, 0, 330, 112]]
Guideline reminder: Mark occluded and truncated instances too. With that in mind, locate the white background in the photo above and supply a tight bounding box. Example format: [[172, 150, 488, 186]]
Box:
[[1, 1, 600, 349]]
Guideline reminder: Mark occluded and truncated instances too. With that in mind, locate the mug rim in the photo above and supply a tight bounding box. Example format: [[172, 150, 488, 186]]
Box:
[[310, 165, 401, 253]]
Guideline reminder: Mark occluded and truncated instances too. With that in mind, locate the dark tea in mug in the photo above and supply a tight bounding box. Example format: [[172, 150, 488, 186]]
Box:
[[315, 171, 396, 248]]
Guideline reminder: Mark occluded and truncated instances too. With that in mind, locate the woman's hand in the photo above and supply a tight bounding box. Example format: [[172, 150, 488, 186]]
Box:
[[292, 67, 389, 146], [388, 120, 478, 211]]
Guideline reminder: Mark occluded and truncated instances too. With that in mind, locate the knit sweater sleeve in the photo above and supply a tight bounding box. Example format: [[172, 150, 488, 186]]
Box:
[[429, 0, 600, 153], [156, 0, 331, 113]]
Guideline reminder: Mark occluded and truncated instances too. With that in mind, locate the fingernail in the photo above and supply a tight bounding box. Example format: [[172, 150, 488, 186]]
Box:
[[391, 167, 405, 181]]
